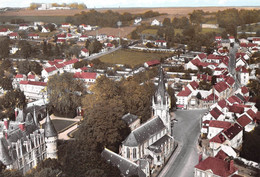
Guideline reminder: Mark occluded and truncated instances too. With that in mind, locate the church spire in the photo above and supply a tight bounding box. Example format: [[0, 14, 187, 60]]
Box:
[[33, 105, 39, 127], [44, 111, 57, 137], [155, 65, 167, 104]]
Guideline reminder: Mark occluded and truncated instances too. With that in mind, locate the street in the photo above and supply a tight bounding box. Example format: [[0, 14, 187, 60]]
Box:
[[160, 109, 207, 177]]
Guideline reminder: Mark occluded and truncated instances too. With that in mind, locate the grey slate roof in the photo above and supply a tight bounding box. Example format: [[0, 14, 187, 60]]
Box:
[[148, 134, 172, 153], [44, 112, 57, 137], [122, 113, 139, 125], [154, 66, 169, 104], [0, 138, 12, 165], [101, 148, 146, 177], [123, 116, 166, 147]]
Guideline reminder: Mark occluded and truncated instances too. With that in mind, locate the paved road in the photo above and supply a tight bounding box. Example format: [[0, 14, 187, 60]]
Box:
[[161, 109, 207, 177], [84, 46, 121, 61]]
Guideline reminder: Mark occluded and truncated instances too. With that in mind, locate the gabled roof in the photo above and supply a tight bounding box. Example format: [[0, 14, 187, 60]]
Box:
[[204, 93, 218, 101], [229, 104, 244, 114], [28, 74, 35, 79], [218, 99, 227, 109], [225, 76, 235, 86], [236, 66, 248, 73], [210, 107, 223, 119], [210, 132, 226, 143], [123, 116, 166, 147], [198, 53, 207, 59], [122, 113, 139, 125], [191, 58, 201, 65], [9, 32, 18, 36], [209, 120, 231, 129], [189, 81, 199, 90], [81, 48, 89, 53], [15, 74, 24, 78], [0, 28, 9, 32], [101, 148, 146, 177], [237, 114, 252, 127], [44, 66, 57, 73], [227, 95, 243, 105], [246, 109, 256, 120], [145, 60, 160, 67], [20, 81, 47, 86], [73, 72, 97, 79], [177, 87, 191, 97], [195, 157, 237, 177], [64, 59, 79, 65], [214, 81, 229, 93], [223, 123, 243, 140], [241, 86, 249, 94], [54, 63, 65, 69]]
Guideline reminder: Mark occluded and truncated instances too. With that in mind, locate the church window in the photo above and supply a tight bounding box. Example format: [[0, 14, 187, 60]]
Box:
[[133, 148, 136, 159], [127, 148, 130, 158]]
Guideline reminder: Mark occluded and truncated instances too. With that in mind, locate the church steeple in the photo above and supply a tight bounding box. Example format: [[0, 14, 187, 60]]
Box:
[[33, 105, 39, 127], [154, 65, 168, 105], [152, 66, 171, 134]]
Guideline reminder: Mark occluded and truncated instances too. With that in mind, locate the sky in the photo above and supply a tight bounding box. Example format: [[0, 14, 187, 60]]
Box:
[[0, 0, 260, 8]]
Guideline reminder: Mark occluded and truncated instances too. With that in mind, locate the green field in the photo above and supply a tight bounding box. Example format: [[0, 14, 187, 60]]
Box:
[[0, 16, 68, 24], [237, 23, 260, 33], [99, 49, 172, 68], [201, 28, 224, 34]]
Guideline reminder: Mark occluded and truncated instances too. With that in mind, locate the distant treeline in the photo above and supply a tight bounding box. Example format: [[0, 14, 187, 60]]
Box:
[[29, 2, 87, 10], [66, 10, 162, 27]]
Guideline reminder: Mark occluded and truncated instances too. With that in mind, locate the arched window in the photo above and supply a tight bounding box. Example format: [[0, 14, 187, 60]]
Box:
[[127, 147, 130, 158], [133, 148, 136, 159]]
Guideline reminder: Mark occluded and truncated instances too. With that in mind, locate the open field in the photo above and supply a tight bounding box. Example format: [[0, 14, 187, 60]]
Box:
[[0, 16, 68, 24], [237, 23, 260, 32], [141, 29, 158, 35], [1, 7, 259, 17], [99, 49, 172, 67], [201, 27, 224, 34], [85, 27, 136, 38]]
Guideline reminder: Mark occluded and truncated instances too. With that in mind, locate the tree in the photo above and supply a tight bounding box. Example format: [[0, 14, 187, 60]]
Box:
[[1, 59, 12, 71], [18, 41, 32, 58], [0, 38, 10, 59], [163, 18, 171, 27], [29, 61, 42, 75], [17, 60, 30, 74], [130, 30, 139, 39], [0, 89, 26, 120], [48, 72, 85, 118], [189, 10, 204, 24], [0, 77, 13, 91], [85, 39, 91, 49], [88, 40, 102, 55]]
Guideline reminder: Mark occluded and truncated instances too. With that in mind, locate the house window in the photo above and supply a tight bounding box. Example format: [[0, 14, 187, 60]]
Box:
[[127, 148, 130, 158], [133, 148, 136, 159]]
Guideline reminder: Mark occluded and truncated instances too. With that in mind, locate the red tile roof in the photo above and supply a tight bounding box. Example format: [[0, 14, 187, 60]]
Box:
[[48, 61, 57, 66], [28, 33, 39, 37], [189, 81, 199, 90], [73, 72, 97, 79], [210, 133, 226, 143], [81, 48, 89, 53], [240, 43, 257, 48], [209, 120, 231, 129], [223, 123, 243, 140], [15, 74, 24, 78], [0, 28, 8, 32], [177, 87, 192, 97], [191, 58, 201, 65], [9, 32, 18, 36], [241, 86, 249, 94], [225, 76, 235, 86], [44, 66, 57, 73], [20, 81, 47, 86], [246, 109, 256, 120], [195, 157, 237, 177], [27, 75, 35, 79], [227, 95, 243, 105], [215, 150, 228, 160], [214, 81, 229, 93], [237, 114, 252, 127], [210, 107, 223, 119], [236, 66, 248, 73], [55, 63, 65, 69], [256, 112, 260, 122], [229, 104, 244, 114], [218, 99, 227, 109], [64, 59, 79, 65], [198, 53, 207, 59], [145, 60, 160, 67], [80, 35, 88, 38], [204, 93, 218, 101]]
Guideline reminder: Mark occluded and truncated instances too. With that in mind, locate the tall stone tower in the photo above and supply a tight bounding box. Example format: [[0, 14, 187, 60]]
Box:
[[152, 66, 171, 134], [44, 112, 58, 159]]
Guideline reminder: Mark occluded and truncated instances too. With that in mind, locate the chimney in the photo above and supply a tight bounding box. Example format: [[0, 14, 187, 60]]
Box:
[[229, 160, 234, 171], [19, 122, 25, 131], [4, 118, 9, 129]]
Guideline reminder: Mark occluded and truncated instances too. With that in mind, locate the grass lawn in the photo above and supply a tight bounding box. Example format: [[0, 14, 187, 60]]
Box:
[[238, 24, 260, 33], [99, 49, 172, 68], [201, 28, 224, 34], [42, 119, 76, 133], [141, 29, 158, 35]]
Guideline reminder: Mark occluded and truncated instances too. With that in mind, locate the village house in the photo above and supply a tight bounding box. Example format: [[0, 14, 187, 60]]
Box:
[[19, 24, 29, 31], [144, 60, 160, 68], [194, 157, 238, 177], [155, 40, 167, 47], [134, 17, 142, 25], [41, 26, 50, 33], [41, 67, 58, 81], [236, 66, 249, 86], [73, 72, 98, 87], [61, 23, 71, 28], [0, 28, 12, 36], [79, 35, 88, 41], [28, 33, 40, 40], [19, 81, 47, 100], [151, 19, 162, 26], [80, 48, 89, 57], [9, 32, 19, 39]]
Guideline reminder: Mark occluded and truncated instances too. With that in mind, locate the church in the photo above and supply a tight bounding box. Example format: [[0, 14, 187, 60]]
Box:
[[0, 107, 58, 174], [102, 66, 174, 176]]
